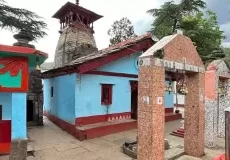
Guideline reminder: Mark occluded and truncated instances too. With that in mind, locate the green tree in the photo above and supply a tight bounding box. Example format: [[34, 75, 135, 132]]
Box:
[[224, 48, 230, 68], [182, 11, 225, 63], [108, 17, 137, 45], [0, 0, 47, 40], [147, 0, 206, 38], [147, 0, 225, 63]]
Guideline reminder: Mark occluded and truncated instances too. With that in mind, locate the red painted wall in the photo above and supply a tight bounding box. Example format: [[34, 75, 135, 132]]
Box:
[[205, 70, 216, 100], [0, 120, 11, 155]]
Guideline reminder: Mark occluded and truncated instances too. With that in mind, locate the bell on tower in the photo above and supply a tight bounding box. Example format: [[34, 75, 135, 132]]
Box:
[[52, 1, 103, 68]]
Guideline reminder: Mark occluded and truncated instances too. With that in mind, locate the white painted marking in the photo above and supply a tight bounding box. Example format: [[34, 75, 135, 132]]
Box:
[[157, 97, 163, 105]]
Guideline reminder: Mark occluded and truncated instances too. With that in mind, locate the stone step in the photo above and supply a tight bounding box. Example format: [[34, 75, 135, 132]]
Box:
[[165, 113, 182, 122], [176, 129, 185, 134], [172, 131, 184, 136], [170, 132, 184, 138]]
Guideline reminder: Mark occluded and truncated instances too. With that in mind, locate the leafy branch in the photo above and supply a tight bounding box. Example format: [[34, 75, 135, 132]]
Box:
[[0, 0, 47, 40]]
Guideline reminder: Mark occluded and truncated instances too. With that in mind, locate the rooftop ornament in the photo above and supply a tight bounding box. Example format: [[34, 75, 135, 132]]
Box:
[[13, 29, 35, 48]]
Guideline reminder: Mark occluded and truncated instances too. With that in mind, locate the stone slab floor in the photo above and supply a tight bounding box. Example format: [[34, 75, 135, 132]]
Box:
[[0, 117, 224, 160]]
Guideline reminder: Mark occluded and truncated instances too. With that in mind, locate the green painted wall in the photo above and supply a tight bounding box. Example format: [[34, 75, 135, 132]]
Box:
[[0, 65, 22, 88]]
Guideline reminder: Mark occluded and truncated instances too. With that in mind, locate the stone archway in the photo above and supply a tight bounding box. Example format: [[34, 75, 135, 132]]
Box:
[[137, 34, 205, 159]]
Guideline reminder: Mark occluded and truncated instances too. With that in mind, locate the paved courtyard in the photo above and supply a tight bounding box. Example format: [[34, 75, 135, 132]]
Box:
[[0, 117, 225, 160]]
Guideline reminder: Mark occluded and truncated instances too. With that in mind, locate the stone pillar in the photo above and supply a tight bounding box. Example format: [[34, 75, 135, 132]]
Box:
[[137, 61, 165, 160], [29, 70, 43, 126], [184, 72, 205, 157], [10, 93, 27, 160], [225, 107, 230, 160], [204, 70, 218, 147]]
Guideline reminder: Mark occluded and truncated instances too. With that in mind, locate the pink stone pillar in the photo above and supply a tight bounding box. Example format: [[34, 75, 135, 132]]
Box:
[[137, 64, 165, 160], [184, 72, 205, 157]]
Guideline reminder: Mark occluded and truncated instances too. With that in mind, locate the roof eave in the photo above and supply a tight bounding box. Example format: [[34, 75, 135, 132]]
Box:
[[52, 2, 103, 22]]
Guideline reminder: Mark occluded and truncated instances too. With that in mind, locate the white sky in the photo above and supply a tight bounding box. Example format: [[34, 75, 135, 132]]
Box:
[[0, 0, 168, 62], [0, 0, 229, 62]]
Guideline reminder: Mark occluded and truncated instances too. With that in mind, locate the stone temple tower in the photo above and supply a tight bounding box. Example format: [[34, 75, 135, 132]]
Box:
[[53, 1, 103, 68]]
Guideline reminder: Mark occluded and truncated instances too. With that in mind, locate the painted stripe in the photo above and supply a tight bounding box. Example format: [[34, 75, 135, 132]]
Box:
[[174, 104, 185, 107], [75, 112, 132, 126], [0, 44, 48, 58], [84, 71, 138, 78]]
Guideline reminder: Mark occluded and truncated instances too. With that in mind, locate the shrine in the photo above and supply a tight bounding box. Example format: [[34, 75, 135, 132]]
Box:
[[0, 30, 48, 158]]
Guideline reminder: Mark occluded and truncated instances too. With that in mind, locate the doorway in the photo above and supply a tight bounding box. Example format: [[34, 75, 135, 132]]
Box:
[[130, 81, 138, 119], [27, 100, 34, 122]]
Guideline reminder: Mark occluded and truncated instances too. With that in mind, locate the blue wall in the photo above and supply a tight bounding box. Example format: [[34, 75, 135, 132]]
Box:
[[96, 52, 140, 74], [11, 93, 26, 139], [43, 78, 52, 113], [75, 53, 140, 118], [0, 93, 12, 120], [43, 52, 174, 121], [164, 81, 174, 108], [75, 74, 137, 118], [44, 74, 76, 123]]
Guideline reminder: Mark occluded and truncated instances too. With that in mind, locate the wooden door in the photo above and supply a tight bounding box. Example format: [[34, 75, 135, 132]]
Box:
[[130, 81, 138, 119]]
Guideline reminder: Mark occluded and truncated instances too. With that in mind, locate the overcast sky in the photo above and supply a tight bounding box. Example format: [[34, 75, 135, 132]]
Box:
[[0, 0, 229, 62]]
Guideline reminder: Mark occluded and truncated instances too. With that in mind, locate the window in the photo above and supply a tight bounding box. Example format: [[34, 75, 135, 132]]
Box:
[[51, 87, 54, 98], [0, 105, 2, 120], [101, 84, 113, 105]]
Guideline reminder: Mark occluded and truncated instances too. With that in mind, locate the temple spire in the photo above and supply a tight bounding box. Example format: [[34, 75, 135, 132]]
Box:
[[76, 0, 79, 5]]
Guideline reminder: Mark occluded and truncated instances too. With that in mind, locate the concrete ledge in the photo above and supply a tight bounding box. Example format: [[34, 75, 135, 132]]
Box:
[[9, 139, 27, 160]]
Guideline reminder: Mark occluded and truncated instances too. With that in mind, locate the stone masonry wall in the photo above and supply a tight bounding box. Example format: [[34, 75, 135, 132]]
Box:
[[218, 83, 230, 138], [27, 70, 43, 126], [205, 97, 218, 147], [54, 27, 98, 68]]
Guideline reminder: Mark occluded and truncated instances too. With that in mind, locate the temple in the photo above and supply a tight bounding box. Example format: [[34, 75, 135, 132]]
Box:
[[42, 1, 182, 141]]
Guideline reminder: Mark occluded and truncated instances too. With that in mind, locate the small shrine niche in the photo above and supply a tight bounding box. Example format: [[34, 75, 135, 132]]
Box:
[[53, 1, 103, 33]]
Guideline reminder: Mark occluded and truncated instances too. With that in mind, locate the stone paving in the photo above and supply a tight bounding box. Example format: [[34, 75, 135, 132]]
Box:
[[0, 117, 225, 160]]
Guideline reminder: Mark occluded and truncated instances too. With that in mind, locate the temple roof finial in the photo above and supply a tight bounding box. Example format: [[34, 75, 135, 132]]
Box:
[[76, 0, 79, 5], [175, 20, 181, 30], [175, 19, 183, 35]]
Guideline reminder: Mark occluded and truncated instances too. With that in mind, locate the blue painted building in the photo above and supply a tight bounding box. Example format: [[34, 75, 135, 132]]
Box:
[[42, 34, 178, 140]]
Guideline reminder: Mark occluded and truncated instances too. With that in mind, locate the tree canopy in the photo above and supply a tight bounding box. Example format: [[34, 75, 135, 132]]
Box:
[[147, 0, 206, 38], [182, 11, 225, 62], [224, 48, 230, 67], [0, 0, 47, 40], [108, 17, 137, 45], [147, 0, 225, 63]]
